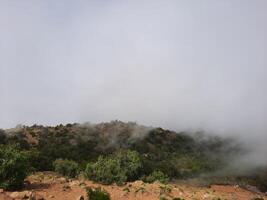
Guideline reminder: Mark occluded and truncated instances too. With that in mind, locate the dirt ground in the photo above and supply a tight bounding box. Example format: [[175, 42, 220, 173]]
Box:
[[0, 172, 266, 200]]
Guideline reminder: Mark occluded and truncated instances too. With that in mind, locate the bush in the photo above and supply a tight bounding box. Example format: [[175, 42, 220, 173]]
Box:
[[114, 150, 142, 180], [53, 159, 79, 178], [85, 150, 141, 185], [0, 130, 6, 144], [144, 170, 169, 184], [0, 145, 30, 190], [86, 187, 110, 200], [159, 197, 168, 200]]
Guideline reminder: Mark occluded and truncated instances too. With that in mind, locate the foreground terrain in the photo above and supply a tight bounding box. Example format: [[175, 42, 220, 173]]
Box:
[[0, 172, 266, 200], [1, 121, 267, 199]]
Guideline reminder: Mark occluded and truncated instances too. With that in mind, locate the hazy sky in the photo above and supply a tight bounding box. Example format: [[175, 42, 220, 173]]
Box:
[[1, 0, 267, 142]]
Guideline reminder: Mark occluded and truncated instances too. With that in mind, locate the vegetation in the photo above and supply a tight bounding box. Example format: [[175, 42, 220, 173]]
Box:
[[85, 150, 141, 185], [86, 187, 110, 200], [53, 159, 79, 178], [1, 122, 233, 179], [144, 170, 169, 184], [0, 121, 266, 192], [0, 145, 30, 190], [159, 197, 168, 200]]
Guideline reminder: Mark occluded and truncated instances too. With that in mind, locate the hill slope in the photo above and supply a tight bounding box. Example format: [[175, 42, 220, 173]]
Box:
[[0, 121, 266, 192]]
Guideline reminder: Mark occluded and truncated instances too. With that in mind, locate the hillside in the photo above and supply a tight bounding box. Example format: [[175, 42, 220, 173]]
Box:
[[0, 121, 267, 200], [1, 121, 238, 175]]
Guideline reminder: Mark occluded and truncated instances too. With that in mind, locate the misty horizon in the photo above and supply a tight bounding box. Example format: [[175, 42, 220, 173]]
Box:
[[1, 0, 267, 150]]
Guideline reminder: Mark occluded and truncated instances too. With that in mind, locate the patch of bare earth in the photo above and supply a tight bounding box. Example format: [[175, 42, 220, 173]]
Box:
[[0, 172, 266, 200]]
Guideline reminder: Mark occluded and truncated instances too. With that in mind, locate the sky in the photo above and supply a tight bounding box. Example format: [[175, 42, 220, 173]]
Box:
[[0, 0, 267, 146]]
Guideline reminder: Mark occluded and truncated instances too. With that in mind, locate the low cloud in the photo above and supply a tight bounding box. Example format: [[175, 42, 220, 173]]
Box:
[[0, 1, 266, 169]]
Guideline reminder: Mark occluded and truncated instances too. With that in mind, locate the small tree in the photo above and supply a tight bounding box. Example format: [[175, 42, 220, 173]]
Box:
[[86, 187, 110, 200], [115, 150, 142, 181], [53, 159, 79, 178], [0, 145, 30, 190], [85, 150, 141, 185], [144, 170, 169, 184]]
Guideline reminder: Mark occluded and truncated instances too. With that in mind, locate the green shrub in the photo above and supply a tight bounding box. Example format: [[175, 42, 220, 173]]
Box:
[[144, 170, 169, 184], [159, 185, 172, 194], [86, 187, 110, 200], [159, 197, 168, 200], [53, 159, 79, 178], [123, 187, 130, 192], [85, 150, 141, 185], [23, 148, 44, 172], [85, 157, 126, 185], [135, 187, 146, 194], [115, 150, 142, 180], [0, 145, 30, 190], [0, 130, 6, 144]]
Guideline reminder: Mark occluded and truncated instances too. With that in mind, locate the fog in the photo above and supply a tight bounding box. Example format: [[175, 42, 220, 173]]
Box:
[[0, 1, 267, 165]]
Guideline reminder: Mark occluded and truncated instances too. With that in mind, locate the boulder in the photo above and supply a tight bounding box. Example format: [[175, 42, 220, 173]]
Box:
[[9, 191, 45, 200], [9, 191, 32, 199], [58, 177, 67, 184], [34, 193, 45, 200], [76, 195, 84, 200], [69, 180, 80, 187], [244, 185, 261, 193]]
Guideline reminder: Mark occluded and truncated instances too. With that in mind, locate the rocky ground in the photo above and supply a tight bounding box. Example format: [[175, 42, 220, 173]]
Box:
[[0, 172, 266, 200]]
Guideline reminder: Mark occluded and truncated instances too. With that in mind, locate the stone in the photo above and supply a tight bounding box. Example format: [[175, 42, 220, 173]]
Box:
[[58, 177, 67, 183], [69, 180, 80, 187], [9, 191, 32, 199], [62, 184, 71, 191], [8, 191, 45, 200], [0, 188, 4, 193], [76, 195, 84, 200], [34, 193, 45, 200], [245, 185, 261, 193]]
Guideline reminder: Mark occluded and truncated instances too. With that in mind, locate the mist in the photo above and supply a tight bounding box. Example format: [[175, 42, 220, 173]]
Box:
[[1, 1, 267, 167]]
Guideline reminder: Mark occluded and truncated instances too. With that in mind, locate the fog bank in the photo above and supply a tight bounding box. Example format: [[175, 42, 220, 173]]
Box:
[[1, 1, 267, 165]]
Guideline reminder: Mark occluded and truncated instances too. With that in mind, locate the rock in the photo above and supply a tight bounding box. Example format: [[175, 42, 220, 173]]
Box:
[[8, 191, 45, 200], [33, 194, 45, 200], [132, 180, 144, 188], [9, 191, 32, 199], [9, 191, 19, 199], [244, 185, 261, 193], [0, 188, 4, 193], [58, 177, 67, 183], [48, 195, 55, 198], [62, 184, 71, 191], [203, 193, 210, 199], [69, 180, 80, 187], [24, 180, 31, 186], [68, 178, 73, 182], [32, 192, 45, 200], [76, 195, 84, 200]]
